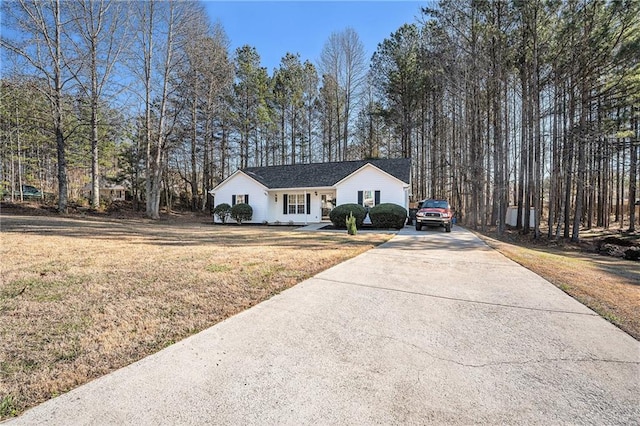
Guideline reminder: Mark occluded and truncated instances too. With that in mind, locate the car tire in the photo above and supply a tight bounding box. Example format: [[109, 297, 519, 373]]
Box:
[[416, 222, 422, 231], [445, 224, 451, 233]]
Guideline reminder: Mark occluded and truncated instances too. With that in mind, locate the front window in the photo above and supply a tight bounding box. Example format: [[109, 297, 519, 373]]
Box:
[[288, 194, 306, 214], [363, 190, 375, 208], [235, 194, 246, 205]]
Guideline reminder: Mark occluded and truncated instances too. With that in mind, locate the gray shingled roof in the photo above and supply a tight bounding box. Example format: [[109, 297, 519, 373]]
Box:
[[242, 158, 411, 189]]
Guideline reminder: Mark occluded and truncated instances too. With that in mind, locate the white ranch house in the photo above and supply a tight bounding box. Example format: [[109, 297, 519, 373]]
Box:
[[209, 158, 411, 224], [81, 181, 127, 202]]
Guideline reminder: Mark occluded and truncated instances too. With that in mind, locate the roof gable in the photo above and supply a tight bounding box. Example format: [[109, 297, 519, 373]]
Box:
[[334, 162, 409, 187], [210, 170, 267, 194], [241, 158, 411, 189]]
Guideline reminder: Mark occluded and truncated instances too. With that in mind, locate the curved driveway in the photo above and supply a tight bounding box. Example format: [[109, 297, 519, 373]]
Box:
[[8, 226, 640, 425]]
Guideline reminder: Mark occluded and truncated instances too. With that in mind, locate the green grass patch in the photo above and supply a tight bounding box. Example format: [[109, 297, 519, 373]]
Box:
[[206, 263, 232, 273], [0, 395, 18, 418], [0, 359, 39, 376], [0, 278, 38, 299], [54, 347, 81, 363], [2, 276, 88, 303], [591, 306, 621, 325]]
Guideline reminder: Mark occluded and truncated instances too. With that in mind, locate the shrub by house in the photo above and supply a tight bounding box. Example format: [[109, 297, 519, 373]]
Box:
[[230, 203, 253, 224], [213, 203, 231, 223], [329, 203, 366, 229], [369, 203, 407, 229]]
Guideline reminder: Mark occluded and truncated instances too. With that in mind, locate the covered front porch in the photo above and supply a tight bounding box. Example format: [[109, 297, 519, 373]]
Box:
[[265, 188, 335, 225]]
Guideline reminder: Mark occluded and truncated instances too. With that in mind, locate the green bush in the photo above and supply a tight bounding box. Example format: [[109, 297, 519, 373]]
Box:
[[213, 203, 231, 223], [230, 203, 253, 224], [329, 203, 366, 229], [369, 203, 407, 229]]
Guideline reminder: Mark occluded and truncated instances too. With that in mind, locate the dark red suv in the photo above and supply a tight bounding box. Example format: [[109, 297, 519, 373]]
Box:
[[415, 199, 453, 232]]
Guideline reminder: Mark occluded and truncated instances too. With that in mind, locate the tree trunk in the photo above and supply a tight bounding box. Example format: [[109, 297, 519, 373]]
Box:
[[563, 84, 576, 239], [53, 0, 68, 212], [532, 48, 541, 239], [548, 81, 560, 238], [629, 111, 638, 232], [571, 81, 589, 242], [89, 17, 100, 210], [191, 96, 198, 211]]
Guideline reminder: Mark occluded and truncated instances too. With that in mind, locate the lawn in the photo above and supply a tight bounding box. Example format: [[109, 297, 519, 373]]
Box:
[[0, 214, 392, 419]]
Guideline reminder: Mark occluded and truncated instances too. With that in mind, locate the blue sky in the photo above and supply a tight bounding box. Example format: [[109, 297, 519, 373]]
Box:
[[203, 1, 427, 73]]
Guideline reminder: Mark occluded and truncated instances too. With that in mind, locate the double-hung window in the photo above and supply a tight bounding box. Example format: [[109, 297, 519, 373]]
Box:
[[232, 194, 248, 205], [358, 190, 380, 208], [283, 193, 311, 215], [363, 190, 375, 208], [288, 194, 306, 214]]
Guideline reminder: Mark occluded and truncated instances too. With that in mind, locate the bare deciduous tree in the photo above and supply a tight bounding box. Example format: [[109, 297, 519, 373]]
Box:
[[68, 0, 130, 208], [319, 27, 367, 160], [129, 0, 199, 219], [1, 0, 75, 212]]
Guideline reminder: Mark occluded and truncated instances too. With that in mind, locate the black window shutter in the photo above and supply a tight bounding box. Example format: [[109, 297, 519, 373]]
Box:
[[245, 194, 249, 205], [232, 195, 236, 205], [357, 191, 363, 205], [306, 193, 311, 214], [375, 190, 380, 205], [283, 194, 288, 214]]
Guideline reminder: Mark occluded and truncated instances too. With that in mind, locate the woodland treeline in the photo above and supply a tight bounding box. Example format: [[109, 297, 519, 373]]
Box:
[[1, 0, 638, 240]]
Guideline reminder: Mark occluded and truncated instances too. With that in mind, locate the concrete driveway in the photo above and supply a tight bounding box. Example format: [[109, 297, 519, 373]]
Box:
[[7, 226, 639, 425]]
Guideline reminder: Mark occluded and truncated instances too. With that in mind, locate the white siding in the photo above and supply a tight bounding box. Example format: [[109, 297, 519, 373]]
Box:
[[212, 162, 410, 224], [336, 165, 408, 210], [268, 190, 324, 224], [212, 173, 268, 223]]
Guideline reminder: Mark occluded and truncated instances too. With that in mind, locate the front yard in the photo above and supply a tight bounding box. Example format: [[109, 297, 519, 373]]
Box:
[[0, 214, 392, 419], [2, 210, 638, 420]]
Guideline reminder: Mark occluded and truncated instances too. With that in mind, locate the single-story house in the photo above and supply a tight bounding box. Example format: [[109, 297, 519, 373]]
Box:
[[81, 181, 127, 202], [209, 158, 411, 224]]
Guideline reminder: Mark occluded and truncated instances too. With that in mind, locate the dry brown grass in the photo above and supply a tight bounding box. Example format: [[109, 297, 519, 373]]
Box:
[[0, 214, 392, 419], [473, 229, 640, 341]]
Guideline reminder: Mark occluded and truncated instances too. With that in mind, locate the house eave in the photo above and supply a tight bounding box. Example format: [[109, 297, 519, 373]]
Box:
[[267, 186, 335, 192]]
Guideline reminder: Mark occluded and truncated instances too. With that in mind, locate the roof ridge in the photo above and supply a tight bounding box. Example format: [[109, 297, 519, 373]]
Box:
[[243, 157, 409, 170], [238, 158, 410, 189]]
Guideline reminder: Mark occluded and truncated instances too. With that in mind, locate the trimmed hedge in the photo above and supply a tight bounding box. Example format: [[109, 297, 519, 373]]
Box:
[[213, 203, 231, 223], [230, 203, 253, 224], [369, 203, 407, 229], [329, 203, 366, 229]]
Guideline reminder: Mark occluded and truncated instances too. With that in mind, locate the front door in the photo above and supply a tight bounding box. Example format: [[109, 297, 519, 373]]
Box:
[[320, 193, 335, 220]]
